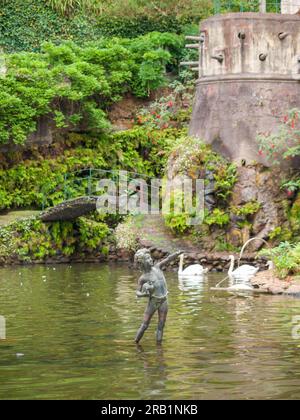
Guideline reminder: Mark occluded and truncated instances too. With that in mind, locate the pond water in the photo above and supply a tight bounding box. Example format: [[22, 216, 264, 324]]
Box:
[[1, 263, 300, 400]]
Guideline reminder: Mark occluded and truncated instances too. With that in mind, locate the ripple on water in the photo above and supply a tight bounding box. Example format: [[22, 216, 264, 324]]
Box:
[[1, 264, 300, 399]]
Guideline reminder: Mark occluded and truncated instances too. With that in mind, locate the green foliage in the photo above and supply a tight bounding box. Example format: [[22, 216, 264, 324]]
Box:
[[168, 136, 237, 201], [164, 137, 237, 234], [268, 226, 293, 242], [98, 1, 213, 22], [256, 108, 300, 165], [0, 127, 179, 211], [135, 80, 194, 130], [77, 217, 110, 250], [115, 216, 139, 251], [0, 0, 210, 53], [281, 178, 300, 194], [213, 164, 237, 201], [231, 201, 261, 217], [163, 188, 194, 235], [0, 214, 111, 262], [0, 0, 101, 52], [215, 237, 239, 252], [205, 208, 230, 227], [46, 0, 100, 17], [97, 15, 185, 39], [0, 33, 183, 145], [164, 212, 191, 234], [216, 0, 280, 14], [259, 242, 300, 279], [289, 193, 300, 235]]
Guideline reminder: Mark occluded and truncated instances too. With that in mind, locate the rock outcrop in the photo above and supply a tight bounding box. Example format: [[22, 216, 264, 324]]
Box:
[[251, 270, 300, 295]]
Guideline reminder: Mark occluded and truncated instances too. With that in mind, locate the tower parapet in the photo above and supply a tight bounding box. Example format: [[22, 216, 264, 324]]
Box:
[[189, 12, 300, 166]]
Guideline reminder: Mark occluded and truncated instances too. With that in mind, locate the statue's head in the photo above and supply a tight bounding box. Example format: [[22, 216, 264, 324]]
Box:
[[134, 248, 153, 272]]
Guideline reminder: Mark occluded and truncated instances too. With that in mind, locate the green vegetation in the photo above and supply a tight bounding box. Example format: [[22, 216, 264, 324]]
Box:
[[115, 216, 139, 251], [231, 201, 261, 217], [1, 0, 296, 266], [0, 0, 211, 52], [205, 208, 230, 228], [0, 214, 111, 263], [0, 127, 181, 211], [163, 136, 237, 235], [257, 108, 300, 165], [259, 242, 300, 279], [0, 0, 100, 52], [0, 33, 185, 145]]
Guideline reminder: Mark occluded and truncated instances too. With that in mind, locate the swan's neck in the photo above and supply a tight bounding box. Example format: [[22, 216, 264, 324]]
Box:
[[228, 257, 235, 275], [179, 255, 184, 274]]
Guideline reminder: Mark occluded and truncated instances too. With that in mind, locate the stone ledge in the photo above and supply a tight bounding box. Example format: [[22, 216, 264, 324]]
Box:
[[251, 270, 300, 295]]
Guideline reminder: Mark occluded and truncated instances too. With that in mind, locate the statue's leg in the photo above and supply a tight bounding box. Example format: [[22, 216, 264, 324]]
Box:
[[135, 300, 156, 344], [156, 300, 168, 344]]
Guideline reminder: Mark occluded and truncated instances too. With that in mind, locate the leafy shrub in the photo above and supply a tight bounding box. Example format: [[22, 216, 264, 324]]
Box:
[[231, 201, 261, 217], [0, 0, 101, 52], [205, 208, 230, 227], [167, 136, 237, 201], [135, 80, 194, 130], [115, 217, 139, 251], [164, 137, 237, 234], [259, 242, 300, 279], [77, 217, 110, 250], [97, 1, 213, 22], [0, 214, 111, 262], [0, 127, 179, 211], [257, 108, 300, 165]]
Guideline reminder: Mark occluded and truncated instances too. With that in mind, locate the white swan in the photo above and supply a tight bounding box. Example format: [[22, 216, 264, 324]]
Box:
[[228, 255, 259, 280], [178, 254, 209, 277]]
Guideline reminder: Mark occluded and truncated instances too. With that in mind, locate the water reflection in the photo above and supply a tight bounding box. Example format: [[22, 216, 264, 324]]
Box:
[[1, 263, 300, 399]]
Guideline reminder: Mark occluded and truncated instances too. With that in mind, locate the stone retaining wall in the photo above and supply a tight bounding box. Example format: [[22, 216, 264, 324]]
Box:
[[0, 242, 267, 272]]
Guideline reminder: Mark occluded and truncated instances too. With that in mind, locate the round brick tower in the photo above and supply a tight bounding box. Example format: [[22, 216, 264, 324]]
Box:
[[188, 12, 300, 166]]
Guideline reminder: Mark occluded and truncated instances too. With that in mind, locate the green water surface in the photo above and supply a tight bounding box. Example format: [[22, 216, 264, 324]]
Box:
[[1, 263, 300, 400]]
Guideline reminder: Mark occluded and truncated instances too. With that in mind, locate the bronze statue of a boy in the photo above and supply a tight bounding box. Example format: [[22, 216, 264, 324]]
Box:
[[134, 248, 181, 344]]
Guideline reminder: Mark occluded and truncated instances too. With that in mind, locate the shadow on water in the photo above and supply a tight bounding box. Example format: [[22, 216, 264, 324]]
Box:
[[1, 263, 300, 399]]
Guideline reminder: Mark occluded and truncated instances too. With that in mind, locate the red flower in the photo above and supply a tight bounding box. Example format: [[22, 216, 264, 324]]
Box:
[[156, 115, 161, 119], [259, 150, 264, 156], [287, 190, 294, 197], [167, 101, 174, 107]]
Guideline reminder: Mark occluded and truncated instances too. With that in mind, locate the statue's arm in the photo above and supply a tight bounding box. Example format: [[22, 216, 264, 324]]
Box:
[[157, 251, 182, 269]]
